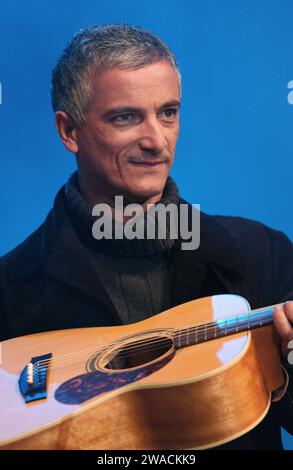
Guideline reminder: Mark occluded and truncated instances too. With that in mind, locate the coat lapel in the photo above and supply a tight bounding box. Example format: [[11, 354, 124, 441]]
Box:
[[40, 189, 122, 322], [171, 204, 246, 306]]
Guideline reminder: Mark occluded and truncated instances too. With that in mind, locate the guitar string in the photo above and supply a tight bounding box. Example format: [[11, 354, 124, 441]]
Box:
[[35, 317, 267, 373], [30, 308, 275, 371], [31, 308, 275, 370], [31, 318, 273, 374], [31, 309, 275, 371]]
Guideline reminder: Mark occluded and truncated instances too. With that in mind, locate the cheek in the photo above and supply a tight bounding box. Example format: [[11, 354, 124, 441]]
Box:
[[97, 141, 133, 176], [99, 129, 136, 156], [170, 126, 179, 142], [109, 137, 139, 165]]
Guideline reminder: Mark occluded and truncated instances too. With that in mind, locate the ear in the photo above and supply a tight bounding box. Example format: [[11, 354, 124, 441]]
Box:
[[54, 111, 79, 154]]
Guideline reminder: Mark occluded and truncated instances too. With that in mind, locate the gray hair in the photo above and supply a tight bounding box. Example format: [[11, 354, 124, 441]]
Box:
[[51, 23, 181, 128]]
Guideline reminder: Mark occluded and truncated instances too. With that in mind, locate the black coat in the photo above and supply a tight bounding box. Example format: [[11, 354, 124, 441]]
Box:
[[0, 186, 293, 449]]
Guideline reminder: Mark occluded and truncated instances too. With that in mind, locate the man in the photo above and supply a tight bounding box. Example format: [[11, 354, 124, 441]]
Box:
[[0, 24, 292, 449]]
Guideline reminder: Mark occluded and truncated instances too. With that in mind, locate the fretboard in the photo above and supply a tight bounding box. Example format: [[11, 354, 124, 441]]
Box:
[[173, 305, 278, 350]]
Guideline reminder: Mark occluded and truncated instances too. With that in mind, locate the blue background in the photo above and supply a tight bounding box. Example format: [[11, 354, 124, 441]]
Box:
[[0, 0, 292, 448]]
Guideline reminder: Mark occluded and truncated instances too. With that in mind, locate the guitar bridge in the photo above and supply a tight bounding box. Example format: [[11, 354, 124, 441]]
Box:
[[18, 353, 52, 403]]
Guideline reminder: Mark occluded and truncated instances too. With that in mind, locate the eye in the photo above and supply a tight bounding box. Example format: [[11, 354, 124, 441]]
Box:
[[111, 113, 140, 124], [161, 108, 178, 120]]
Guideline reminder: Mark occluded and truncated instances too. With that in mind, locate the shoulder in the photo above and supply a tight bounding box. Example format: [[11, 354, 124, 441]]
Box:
[[210, 214, 293, 302], [179, 198, 293, 266], [212, 213, 293, 257], [0, 223, 45, 282], [0, 186, 67, 283]]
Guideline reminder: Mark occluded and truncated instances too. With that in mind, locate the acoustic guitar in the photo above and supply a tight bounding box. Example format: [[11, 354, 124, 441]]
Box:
[[0, 294, 287, 450]]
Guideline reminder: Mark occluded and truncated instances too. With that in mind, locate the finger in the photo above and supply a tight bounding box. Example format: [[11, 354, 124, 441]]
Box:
[[283, 300, 293, 324], [273, 305, 293, 357], [273, 305, 292, 341]]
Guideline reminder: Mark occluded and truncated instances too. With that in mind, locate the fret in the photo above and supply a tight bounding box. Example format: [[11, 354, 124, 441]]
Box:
[[254, 311, 261, 327], [214, 324, 217, 338], [186, 327, 190, 346], [195, 325, 198, 344]]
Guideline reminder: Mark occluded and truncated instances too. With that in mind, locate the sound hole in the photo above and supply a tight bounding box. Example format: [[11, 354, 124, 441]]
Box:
[[105, 335, 173, 370]]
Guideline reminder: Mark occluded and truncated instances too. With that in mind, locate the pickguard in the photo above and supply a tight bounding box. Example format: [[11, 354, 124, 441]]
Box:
[[55, 351, 175, 405]]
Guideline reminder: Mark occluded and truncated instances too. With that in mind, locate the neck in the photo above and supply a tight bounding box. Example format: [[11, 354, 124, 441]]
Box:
[[173, 302, 282, 350], [78, 175, 164, 221]]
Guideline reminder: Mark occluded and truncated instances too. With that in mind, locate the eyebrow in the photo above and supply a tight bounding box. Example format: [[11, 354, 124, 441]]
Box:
[[102, 100, 181, 119]]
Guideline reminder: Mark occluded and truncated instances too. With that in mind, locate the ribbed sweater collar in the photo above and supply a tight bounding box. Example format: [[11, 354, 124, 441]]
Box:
[[64, 172, 180, 257]]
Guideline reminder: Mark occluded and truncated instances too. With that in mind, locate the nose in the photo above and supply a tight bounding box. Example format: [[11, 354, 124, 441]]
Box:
[[138, 118, 167, 154]]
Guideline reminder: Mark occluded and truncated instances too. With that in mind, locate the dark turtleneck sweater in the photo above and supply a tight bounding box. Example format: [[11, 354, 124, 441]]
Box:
[[64, 172, 180, 325]]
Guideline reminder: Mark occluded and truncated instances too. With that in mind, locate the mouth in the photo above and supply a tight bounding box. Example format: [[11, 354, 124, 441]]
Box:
[[129, 160, 167, 167]]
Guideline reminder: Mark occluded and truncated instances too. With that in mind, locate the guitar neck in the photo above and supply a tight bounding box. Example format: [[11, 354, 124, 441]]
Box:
[[173, 303, 281, 350]]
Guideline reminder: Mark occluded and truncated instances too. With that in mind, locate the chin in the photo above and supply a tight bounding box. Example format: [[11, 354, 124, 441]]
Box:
[[129, 180, 167, 203]]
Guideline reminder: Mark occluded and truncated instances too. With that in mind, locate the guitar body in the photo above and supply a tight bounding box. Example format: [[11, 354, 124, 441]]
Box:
[[0, 294, 284, 450]]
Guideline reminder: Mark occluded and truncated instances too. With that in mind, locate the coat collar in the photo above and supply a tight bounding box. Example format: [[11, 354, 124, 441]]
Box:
[[8, 189, 246, 309]]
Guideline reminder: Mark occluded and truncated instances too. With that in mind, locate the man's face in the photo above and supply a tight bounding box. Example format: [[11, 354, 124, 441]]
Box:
[[75, 61, 180, 204]]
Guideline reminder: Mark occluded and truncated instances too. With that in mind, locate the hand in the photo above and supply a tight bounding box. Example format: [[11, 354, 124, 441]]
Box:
[[273, 301, 293, 360]]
